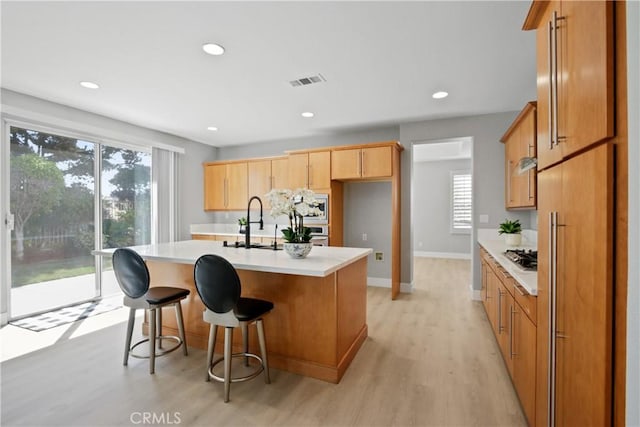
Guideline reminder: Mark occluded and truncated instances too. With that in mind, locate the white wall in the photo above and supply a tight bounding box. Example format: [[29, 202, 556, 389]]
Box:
[[626, 1, 639, 424], [413, 158, 471, 256]]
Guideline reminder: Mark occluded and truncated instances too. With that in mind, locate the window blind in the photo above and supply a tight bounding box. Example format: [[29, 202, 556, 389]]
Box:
[[452, 173, 472, 231]]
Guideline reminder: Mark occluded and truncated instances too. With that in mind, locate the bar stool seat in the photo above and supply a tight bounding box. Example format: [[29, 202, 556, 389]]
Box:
[[112, 248, 190, 374], [194, 254, 273, 402]]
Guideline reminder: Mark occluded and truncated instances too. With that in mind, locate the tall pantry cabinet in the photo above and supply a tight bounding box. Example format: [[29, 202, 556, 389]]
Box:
[[523, 0, 617, 426]]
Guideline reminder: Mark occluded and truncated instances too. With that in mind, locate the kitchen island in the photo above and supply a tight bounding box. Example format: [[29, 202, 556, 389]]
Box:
[[95, 240, 371, 383]]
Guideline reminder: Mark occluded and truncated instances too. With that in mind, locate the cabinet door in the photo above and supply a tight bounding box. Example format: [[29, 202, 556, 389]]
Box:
[[271, 158, 289, 189], [288, 153, 309, 189], [226, 162, 248, 210], [331, 149, 360, 180], [504, 134, 518, 208], [521, 108, 537, 208], [204, 164, 226, 210], [362, 146, 392, 178], [536, 1, 613, 170], [484, 267, 498, 333], [558, 1, 614, 159], [308, 151, 331, 189], [248, 160, 271, 201], [513, 304, 537, 427], [535, 0, 564, 170], [554, 143, 613, 426], [496, 280, 514, 376]]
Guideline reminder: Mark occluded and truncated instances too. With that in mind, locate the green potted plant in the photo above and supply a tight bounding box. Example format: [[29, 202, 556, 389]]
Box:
[[499, 219, 522, 246], [264, 188, 321, 258], [238, 217, 247, 234]]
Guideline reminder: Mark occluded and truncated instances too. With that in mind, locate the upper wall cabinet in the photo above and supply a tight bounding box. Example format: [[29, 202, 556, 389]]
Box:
[[203, 162, 248, 211], [248, 157, 288, 209], [524, 0, 614, 171], [501, 102, 537, 210], [331, 145, 392, 180], [288, 151, 331, 190]]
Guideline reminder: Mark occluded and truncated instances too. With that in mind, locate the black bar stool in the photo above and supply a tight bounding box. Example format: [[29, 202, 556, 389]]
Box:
[[193, 254, 273, 402], [112, 248, 190, 374]]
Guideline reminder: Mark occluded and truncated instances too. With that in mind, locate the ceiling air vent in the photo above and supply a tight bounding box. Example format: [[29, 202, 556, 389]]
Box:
[[289, 74, 326, 87]]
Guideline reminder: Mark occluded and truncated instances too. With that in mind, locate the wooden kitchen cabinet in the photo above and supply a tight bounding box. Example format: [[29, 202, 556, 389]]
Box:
[[535, 143, 613, 427], [331, 145, 392, 180], [203, 161, 248, 210], [525, 0, 614, 171], [496, 276, 514, 376], [288, 151, 330, 190], [513, 296, 537, 427], [501, 102, 537, 209], [248, 157, 288, 208]]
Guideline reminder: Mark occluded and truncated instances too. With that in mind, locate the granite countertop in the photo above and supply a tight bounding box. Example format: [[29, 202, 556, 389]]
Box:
[[477, 229, 538, 296], [94, 240, 371, 278]]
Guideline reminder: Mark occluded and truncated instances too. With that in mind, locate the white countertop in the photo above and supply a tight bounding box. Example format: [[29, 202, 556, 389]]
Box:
[[477, 229, 538, 296], [94, 240, 371, 278]]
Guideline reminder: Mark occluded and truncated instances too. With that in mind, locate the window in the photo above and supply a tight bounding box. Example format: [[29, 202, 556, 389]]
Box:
[[451, 171, 472, 233]]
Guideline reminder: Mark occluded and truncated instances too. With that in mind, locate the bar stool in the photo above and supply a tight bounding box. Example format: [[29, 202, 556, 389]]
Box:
[[112, 248, 190, 374], [193, 254, 273, 402]]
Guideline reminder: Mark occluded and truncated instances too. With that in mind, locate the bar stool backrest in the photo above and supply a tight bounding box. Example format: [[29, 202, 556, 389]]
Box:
[[112, 248, 150, 299], [194, 254, 241, 314]]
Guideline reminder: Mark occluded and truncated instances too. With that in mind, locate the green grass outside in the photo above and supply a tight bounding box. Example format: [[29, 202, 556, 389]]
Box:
[[12, 255, 96, 287]]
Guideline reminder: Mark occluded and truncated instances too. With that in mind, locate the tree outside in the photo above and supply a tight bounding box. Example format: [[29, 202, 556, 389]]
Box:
[[9, 126, 151, 288]]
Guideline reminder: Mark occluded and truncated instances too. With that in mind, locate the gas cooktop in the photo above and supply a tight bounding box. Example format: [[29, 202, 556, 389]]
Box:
[[504, 249, 537, 271]]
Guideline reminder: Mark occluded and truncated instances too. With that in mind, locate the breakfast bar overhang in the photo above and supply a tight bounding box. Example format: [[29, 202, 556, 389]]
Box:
[[95, 240, 371, 383]]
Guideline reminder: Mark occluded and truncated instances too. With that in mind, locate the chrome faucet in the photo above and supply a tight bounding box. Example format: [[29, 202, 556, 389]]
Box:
[[245, 196, 264, 249]]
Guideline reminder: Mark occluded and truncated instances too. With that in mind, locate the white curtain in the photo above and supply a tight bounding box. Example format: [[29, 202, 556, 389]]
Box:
[[151, 147, 179, 243]]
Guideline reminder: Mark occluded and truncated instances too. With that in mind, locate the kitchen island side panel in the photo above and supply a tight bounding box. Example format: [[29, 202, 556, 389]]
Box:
[[143, 258, 368, 383]]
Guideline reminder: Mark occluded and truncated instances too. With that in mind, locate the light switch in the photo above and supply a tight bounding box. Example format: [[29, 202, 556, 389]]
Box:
[[479, 214, 489, 224]]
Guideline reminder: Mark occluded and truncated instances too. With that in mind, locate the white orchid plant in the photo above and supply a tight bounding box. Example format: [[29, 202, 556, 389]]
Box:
[[264, 188, 322, 243]]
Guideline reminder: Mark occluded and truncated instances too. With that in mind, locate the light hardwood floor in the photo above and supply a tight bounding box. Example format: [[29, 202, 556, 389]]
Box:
[[0, 258, 526, 426]]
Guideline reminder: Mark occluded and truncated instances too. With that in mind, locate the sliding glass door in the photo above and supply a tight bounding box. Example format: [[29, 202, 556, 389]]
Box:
[[8, 125, 151, 318], [100, 146, 151, 296]]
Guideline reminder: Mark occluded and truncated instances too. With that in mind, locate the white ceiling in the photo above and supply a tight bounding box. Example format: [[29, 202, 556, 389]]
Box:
[[1, 1, 536, 148]]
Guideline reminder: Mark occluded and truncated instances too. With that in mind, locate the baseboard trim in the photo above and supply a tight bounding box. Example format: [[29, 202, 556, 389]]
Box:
[[413, 251, 471, 260], [470, 284, 482, 301], [1, 311, 8, 326], [367, 277, 414, 293]]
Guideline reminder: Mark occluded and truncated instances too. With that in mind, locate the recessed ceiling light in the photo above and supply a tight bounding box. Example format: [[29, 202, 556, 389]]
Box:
[[432, 91, 448, 99], [301, 112, 314, 118], [202, 43, 225, 56], [80, 81, 99, 89], [207, 126, 218, 131]]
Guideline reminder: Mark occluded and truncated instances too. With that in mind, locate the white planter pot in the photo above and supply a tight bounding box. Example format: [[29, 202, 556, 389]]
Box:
[[283, 242, 313, 259], [504, 233, 522, 246]]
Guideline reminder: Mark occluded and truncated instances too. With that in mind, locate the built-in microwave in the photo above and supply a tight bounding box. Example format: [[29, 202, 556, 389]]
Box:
[[303, 193, 328, 224]]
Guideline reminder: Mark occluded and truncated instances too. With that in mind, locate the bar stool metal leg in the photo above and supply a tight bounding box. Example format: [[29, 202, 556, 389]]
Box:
[[223, 327, 233, 403], [256, 318, 270, 384], [124, 308, 136, 366], [175, 302, 188, 356], [157, 308, 163, 350], [149, 308, 156, 375], [241, 322, 249, 366], [206, 324, 217, 381]]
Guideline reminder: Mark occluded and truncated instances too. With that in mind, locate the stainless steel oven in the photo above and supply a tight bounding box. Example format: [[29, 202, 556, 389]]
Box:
[[303, 193, 328, 224]]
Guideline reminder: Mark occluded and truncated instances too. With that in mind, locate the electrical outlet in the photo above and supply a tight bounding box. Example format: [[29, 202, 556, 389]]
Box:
[[362, 233, 367, 241], [375, 252, 383, 261]]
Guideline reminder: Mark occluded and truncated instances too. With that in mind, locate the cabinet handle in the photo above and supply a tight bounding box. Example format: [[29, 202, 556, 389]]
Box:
[[547, 19, 554, 150], [548, 211, 559, 427], [514, 283, 526, 297], [528, 170, 532, 200], [552, 11, 566, 148], [498, 288, 505, 333], [510, 305, 517, 358], [507, 160, 513, 203]]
